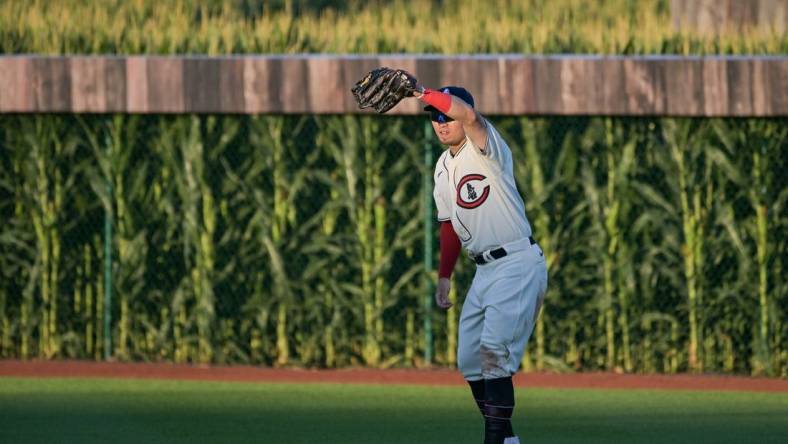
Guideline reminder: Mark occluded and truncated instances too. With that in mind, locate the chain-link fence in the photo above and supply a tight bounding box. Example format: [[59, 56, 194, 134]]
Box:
[[0, 114, 785, 375]]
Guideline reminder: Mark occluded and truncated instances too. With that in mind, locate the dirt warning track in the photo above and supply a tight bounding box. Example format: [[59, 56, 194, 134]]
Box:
[[1, 360, 786, 393]]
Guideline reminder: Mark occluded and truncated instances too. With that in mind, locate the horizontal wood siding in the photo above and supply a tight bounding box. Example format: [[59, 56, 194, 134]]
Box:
[[0, 55, 785, 116], [672, 0, 787, 34]]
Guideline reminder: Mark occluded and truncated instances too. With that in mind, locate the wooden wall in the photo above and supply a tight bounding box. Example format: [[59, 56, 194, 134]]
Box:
[[672, 0, 787, 34], [0, 55, 785, 116]]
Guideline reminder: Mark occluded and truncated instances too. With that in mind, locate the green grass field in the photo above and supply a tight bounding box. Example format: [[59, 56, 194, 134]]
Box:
[[1, 377, 787, 444]]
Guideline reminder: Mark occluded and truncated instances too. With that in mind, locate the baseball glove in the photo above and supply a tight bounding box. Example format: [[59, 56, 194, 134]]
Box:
[[351, 67, 419, 114]]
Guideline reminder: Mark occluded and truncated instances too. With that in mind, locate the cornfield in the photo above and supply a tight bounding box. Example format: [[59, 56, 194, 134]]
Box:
[[0, 0, 786, 375], [0, 115, 785, 375], [1, 0, 786, 55]]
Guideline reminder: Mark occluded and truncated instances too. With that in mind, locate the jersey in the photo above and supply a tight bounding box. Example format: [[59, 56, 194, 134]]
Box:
[[432, 119, 532, 256]]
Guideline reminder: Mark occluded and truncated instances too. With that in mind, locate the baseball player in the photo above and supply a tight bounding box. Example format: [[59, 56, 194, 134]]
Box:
[[418, 85, 548, 444], [351, 68, 548, 444]]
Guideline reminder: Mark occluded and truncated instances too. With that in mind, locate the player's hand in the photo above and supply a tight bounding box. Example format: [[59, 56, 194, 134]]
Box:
[[412, 81, 425, 99], [435, 277, 453, 310]]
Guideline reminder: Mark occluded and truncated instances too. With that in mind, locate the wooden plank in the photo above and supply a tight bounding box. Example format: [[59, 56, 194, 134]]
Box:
[[622, 58, 666, 115], [218, 57, 245, 113], [502, 57, 536, 114], [477, 57, 503, 115], [414, 57, 443, 97], [146, 57, 184, 113], [70, 57, 106, 112], [665, 57, 703, 116], [702, 58, 729, 116], [751, 57, 772, 116], [0, 57, 32, 112], [727, 59, 754, 116], [105, 57, 127, 112], [126, 57, 148, 113], [32, 57, 71, 112], [672, 0, 787, 34], [601, 58, 627, 115], [184, 57, 221, 113], [768, 58, 787, 115], [243, 57, 270, 113], [560, 57, 603, 115], [533, 57, 563, 115], [280, 57, 309, 113]]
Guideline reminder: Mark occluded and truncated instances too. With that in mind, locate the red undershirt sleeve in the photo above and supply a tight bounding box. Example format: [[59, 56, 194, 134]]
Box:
[[438, 221, 462, 279], [420, 88, 453, 114]]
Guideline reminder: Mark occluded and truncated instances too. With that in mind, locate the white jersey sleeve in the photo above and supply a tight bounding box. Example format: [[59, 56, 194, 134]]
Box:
[[480, 119, 512, 169], [433, 151, 452, 222]]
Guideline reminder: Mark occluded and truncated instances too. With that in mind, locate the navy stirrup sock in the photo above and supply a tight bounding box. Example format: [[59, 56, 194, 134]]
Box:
[[484, 376, 515, 444]]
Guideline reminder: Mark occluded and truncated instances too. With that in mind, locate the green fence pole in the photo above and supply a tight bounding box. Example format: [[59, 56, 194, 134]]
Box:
[[423, 121, 434, 365], [103, 145, 113, 360]]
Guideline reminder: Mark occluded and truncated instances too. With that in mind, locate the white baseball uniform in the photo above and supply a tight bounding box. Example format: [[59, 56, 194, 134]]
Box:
[[433, 119, 548, 380]]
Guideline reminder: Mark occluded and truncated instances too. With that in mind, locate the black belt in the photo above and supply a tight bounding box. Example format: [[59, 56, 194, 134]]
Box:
[[473, 236, 536, 265]]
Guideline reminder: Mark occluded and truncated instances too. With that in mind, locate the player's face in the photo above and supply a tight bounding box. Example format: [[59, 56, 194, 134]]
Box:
[[431, 112, 465, 146]]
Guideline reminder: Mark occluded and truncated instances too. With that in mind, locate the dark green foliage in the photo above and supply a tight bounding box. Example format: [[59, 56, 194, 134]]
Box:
[[0, 115, 785, 375]]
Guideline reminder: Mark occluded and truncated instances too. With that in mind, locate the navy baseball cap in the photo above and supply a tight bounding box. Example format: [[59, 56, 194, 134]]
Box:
[[423, 86, 475, 112]]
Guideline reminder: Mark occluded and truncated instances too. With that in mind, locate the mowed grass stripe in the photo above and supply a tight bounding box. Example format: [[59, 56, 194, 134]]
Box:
[[1, 377, 786, 444]]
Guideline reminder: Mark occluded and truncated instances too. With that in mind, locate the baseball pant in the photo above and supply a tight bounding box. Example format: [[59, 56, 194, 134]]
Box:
[[458, 238, 548, 380]]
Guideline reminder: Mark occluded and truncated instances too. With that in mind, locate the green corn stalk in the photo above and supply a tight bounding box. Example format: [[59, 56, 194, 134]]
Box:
[[751, 135, 776, 376], [659, 119, 725, 373], [320, 116, 379, 366], [158, 116, 234, 364], [521, 120, 549, 371], [405, 309, 415, 366], [195, 122, 218, 365], [669, 318, 680, 373], [174, 297, 188, 363], [608, 121, 635, 372], [360, 118, 382, 367], [714, 120, 785, 375], [241, 115, 310, 367], [641, 312, 680, 374], [516, 118, 579, 371], [30, 123, 53, 358], [20, 263, 37, 359], [267, 117, 291, 366], [0, 289, 6, 357], [373, 196, 386, 358], [81, 115, 149, 361], [2, 0, 783, 55], [94, 246, 104, 362], [322, 181, 341, 368], [73, 258, 81, 318], [0, 154, 14, 356], [579, 119, 635, 371], [83, 244, 93, 357], [324, 291, 336, 368], [318, 115, 421, 367], [2, 139, 37, 359], [618, 250, 635, 372], [156, 118, 192, 363], [602, 122, 617, 371], [721, 333, 734, 373], [16, 117, 78, 359]]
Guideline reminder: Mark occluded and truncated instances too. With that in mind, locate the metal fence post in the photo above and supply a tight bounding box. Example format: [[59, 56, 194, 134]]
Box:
[[423, 121, 434, 365]]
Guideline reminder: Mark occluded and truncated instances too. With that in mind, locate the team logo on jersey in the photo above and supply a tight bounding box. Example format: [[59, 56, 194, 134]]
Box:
[[456, 174, 490, 209]]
